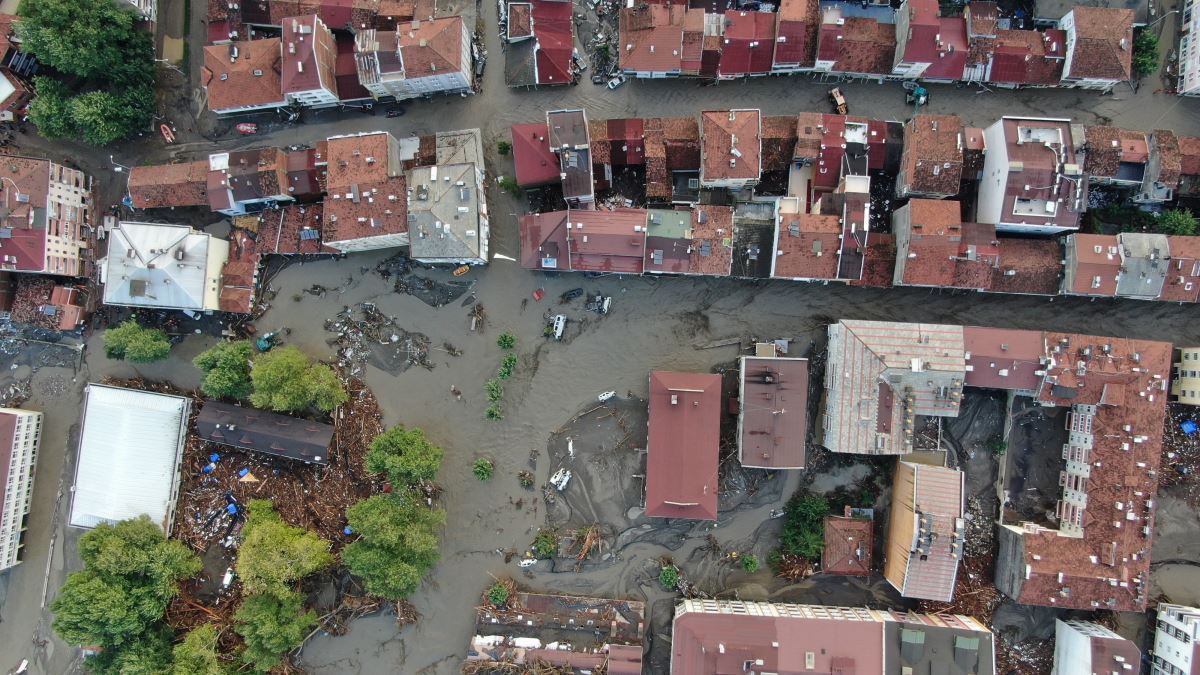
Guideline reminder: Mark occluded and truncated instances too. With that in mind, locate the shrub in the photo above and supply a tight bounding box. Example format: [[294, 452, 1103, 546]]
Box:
[[497, 140, 511, 156], [779, 492, 830, 560], [472, 458, 494, 481], [486, 403, 503, 420], [172, 623, 233, 675], [497, 332, 516, 350], [532, 529, 558, 558], [485, 378, 504, 402], [1160, 209, 1198, 236], [659, 564, 680, 590], [741, 554, 759, 573], [1133, 28, 1159, 77], [499, 175, 522, 197], [498, 354, 518, 379], [103, 319, 171, 363], [517, 470, 535, 488], [487, 582, 510, 607], [234, 590, 315, 673]]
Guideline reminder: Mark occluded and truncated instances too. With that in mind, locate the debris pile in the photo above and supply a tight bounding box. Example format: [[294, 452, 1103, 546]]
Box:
[[325, 303, 436, 376], [374, 253, 473, 307], [174, 376, 383, 551], [1161, 403, 1200, 502]]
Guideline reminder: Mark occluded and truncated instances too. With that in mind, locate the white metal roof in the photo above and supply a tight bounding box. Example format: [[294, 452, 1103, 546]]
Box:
[[69, 384, 190, 530], [102, 222, 227, 311]]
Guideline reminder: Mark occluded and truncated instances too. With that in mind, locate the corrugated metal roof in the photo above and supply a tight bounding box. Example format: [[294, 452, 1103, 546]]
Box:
[[70, 385, 191, 530]]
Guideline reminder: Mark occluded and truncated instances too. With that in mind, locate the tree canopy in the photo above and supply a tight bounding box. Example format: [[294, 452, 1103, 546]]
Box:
[[83, 625, 174, 675], [234, 590, 316, 673], [236, 500, 333, 596], [365, 426, 444, 486], [779, 492, 830, 560], [1160, 209, 1198, 236], [103, 319, 172, 363], [172, 623, 233, 675], [17, 0, 156, 145], [342, 493, 445, 599], [193, 340, 255, 400], [249, 346, 348, 413], [1133, 28, 1159, 77], [51, 516, 200, 648]]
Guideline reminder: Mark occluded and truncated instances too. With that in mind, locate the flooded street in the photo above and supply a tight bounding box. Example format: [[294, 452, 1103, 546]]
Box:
[[0, 0, 1199, 670]]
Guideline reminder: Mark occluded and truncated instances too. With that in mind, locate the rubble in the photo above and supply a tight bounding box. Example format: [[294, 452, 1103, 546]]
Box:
[[325, 303, 438, 376], [1161, 402, 1200, 503], [374, 253, 474, 307]]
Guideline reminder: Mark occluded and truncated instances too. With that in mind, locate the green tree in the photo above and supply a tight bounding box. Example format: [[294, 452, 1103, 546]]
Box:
[[1160, 209, 1198, 236], [497, 140, 511, 156], [173, 623, 232, 675], [487, 582, 510, 607], [234, 590, 315, 673], [26, 76, 74, 137], [779, 492, 830, 559], [342, 493, 445, 600], [499, 175, 522, 197], [237, 500, 333, 597], [659, 564, 680, 590], [17, 0, 142, 78], [365, 426, 444, 486], [51, 516, 200, 648], [249, 345, 348, 413], [1133, 28, 1159, 77], [84, 626, 174, 675], [103, 319, 171, 363], [531, 529, 557, 559], [70, 90, 134, 146], [496, 332, 516, 350], [485, 379, 503, 402], [193, 341, 255, 400]]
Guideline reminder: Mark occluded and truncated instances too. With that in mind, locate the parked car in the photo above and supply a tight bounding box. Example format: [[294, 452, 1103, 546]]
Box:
[[560, 287, 584, 302], [607, 75, 626, 90]]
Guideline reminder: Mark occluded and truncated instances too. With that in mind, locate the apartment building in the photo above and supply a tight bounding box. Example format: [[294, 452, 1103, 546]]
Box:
[[0, 407, 42, 571]]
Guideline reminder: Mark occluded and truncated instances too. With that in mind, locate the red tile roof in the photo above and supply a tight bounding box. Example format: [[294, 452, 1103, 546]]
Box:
[[1064, 7, 1133, 81], [519, 210, 569, 270], [818, 12, 896, 75], [646, 371, 721, 520], [1179, 136, 1200, 176], [619, 4, 685, 74], [202, 39, 286, 112], [510, 123, 561, 186], [251, 203, 336, 254], [988, 29, 1066, 86], [128, 161, 210, 209], [567, 209, 647, 274], [397, 16, 465, 77], [532, 0, 574, 85], [899, 114, 964, 197], [962, 325, 1045, 391], [773, 0, 819, 68], [1159, 235, 1200, 303], [1152, 130, 1181, 189], [896, 0, 967, 80], [823, 515, 873, 575], [701, 109, 761, 182], [772, 213, 840, 280], [280, 15, 338, 97], [897, 200, 998, 290], [508, 2, 532, 39], [1066, 233, 1120, 296], [718, 11, 776, 76], [988, 238, 1062, 296]]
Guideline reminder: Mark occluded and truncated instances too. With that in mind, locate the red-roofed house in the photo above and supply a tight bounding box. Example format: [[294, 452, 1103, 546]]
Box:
[[0, 157, 93, 277], [202, 39, 287, 115], [1059, 7, 1133, 91], [1053, 620, 1141, 675], [1062, 233, 1120, 297], [823, 513, 873, 575], [322, 131, 410, 252], [533, 0, 575, 86], [772, 0, 819, 73], [619, 4, 684, 78], [700, 109, 761, 189], [892, 199, 999, 291], [718, 11, 775, 78], [128, 161, 210, 209], [519, 208, 647, 273], [1160, 235, 1200, 303], [985, 29, 1067, 88], [975, 117, 1085, 234], [355, 17, 472, 101], [645, 371, 721, 521], [814, 7, 896, 77], [738, 352, 808, 469], [510, 123, 560, 187], [770, 212, 843, 282], [281, 15, 339, 107], [892, 0, 967, 81], [884, 461, 965, 602]]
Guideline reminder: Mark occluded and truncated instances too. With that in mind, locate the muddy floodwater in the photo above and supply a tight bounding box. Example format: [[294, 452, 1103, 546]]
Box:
[[177, 247, 1197, 674]]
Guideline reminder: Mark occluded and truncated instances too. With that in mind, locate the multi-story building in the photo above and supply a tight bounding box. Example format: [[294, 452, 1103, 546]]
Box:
[[892, 0, 968, 81], [0, 407, 42, 571], [671, 599, 995, 674], [201, 39, 287, 115], [884, 461, 965, 601], [0, 156, 94, 277], [546, 109, 594, 205], [975, 117, 1086, 234], [896, 114, 965, 199], [281, 15, 340, 108], [737, 351, 808, 469], [406, 162, 489, 265], [355, 17, 472, 101], [321, 131, 411, 253], [1181, 0, 1200, 96], [1153, 603, 1200, 675], [1053, 619, 1140, 674], [101, 222, 230, 313], [1172, 348, 1200, 406]]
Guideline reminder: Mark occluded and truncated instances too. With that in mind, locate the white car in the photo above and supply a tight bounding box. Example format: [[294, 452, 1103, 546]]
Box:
[[552, 314, 567, 340], [550, 468, 572, 491], [607, 75, 626, 90], [598, 391, 616, 403]]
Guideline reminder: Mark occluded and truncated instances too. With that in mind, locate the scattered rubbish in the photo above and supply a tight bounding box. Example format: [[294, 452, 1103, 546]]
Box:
[[585, 294, 612, 314], [343, 526, 354, 535], [1183, 420, 1197, 435], [550, 468, 572, 491], [326, 303, 434, 375], [221, 567, 234, 588], [533, 288, 545, 302], [375, 254, 473, 307], [517, 556, 537, 568], [567, 437, 575, 459], [238, 472, 259, 482]]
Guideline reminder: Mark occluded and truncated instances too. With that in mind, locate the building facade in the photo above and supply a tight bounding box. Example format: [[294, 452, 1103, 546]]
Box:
[[0, 157, 94, 277], [1053, 619, 1140, 675], [0, 407, 42, 571], [1172, 348, 1200, 405], [1154, 604, 1200, 675]]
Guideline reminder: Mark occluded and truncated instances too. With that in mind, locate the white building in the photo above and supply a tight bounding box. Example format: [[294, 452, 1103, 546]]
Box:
[[975, 117, 1087, 234], [406, 163, 489, 265], [355, 18, 472, 101], [1052, 619, 1140, 675], [1058, 7, 1134, 92], [1181, 1, 1200, 96], [101, 222, 230, 312], [0, 408, 42, 571], [281, 15, 340, 108], [1154, 604, 1200, 675], [69, 385, 190, 531]]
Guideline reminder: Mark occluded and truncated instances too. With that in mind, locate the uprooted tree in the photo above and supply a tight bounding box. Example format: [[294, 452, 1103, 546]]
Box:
[[233, 589, 316, 673], [236, 500, 334, 597], [172, 623, 235, 675], [341, 492, 445, 600], [365, 425, 444, 487], [50, 516, 200, 667]]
